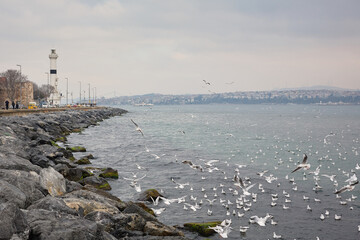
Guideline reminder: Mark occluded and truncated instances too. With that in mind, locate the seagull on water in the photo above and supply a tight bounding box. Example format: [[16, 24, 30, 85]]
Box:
[[273, 232, 282, 239], [130, 119, 144, 136], [208, 219, 232, 238], [235, 177, 256, 196], [291, 154, 310, 173], [249, 213, 272, 226]]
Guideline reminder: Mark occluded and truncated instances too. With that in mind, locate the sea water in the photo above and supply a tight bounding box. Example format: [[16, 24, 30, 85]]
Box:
[[67, 104, 360, 240]]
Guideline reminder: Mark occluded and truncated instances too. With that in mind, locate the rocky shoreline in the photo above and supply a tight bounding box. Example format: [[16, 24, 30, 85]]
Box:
[[0, 108, 190, 240]]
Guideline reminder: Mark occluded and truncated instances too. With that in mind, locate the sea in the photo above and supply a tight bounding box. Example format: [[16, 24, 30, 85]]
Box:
[[66, 104, 360, 240]]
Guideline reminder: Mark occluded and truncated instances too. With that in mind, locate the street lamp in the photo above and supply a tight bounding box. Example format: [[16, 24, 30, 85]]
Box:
[[65, 77, 69, 106], [78, 81, 81, 105], [88, 83, 91, 105], [16, 64, 21, 106], [45, 72, 49, 103]]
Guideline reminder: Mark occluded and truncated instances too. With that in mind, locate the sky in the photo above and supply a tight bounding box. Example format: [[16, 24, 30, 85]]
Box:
[[1, 0, 360, 98]]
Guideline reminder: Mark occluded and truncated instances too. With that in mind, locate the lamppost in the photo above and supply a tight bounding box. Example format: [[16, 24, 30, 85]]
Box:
[[94, 87, 97, 105], [88, 83, 91, 105], [78, 81, 81, 105], [45, 72, 49, 103], [65, 77, 69, 106], [16, 64, 21, 106]]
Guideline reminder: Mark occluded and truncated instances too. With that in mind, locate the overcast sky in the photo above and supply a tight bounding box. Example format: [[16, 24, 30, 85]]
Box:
[[1, 0, 360, 98]]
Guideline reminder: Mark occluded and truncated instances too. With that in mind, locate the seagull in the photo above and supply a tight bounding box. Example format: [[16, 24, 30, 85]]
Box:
[[273, 232, 282, 239], [334, 180, 359, 194], [203, 79, 211, 85], [150, 196, 160, 206], [322, 174, 336, 182], [150, 207, 165, 216], [235, 177, 256, 196], [239, 226, 249, 233], [334, 214, 342, 220], [345, 174, 357, 184], [208, 219, 232, 239], [249, 213, 272, 226], [291, 154, 310, 173], [130, 119, 144, 136]]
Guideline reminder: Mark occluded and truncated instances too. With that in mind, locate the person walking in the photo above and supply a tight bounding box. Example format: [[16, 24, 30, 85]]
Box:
[[12, 101, 15, 109], [5, 100, 9, 110]]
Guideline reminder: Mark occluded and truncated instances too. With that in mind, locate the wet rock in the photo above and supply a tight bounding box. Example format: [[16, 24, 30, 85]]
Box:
[[75, 156, 92, 165], [123, 202, 157, 222], [39, 167, 67, 196], [99, 167, 119, 179], [137, 189, 164, 202], [62, 197, 120, 216], [66, 146, 86, 152], [60, 167, 93, 182], [79, 176, 111, 190], [0, 202, 29, 240], [183, 221, 221, 237]]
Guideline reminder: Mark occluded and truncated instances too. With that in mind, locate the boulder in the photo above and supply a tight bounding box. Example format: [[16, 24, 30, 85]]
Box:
[[66, 146, 86, 152], [62, 197, 120, 216], [39, 167, 67, 196], [79, 176, 111, 190], [24, 208, 112, 240], [27, 196, 79, 216], [60, 167, 93, 182], [144, 221, 184, 237], [0, 152, 41, 173], [75, 156, 92, 165], [183, 221, 221, 237], [0, 180, 27, 208], [123, 202, 157, 222], [99, 168, 119, 179], [137, 189, 164, 202], [0, 169, 46, 207], [0, 203, 29, 240]]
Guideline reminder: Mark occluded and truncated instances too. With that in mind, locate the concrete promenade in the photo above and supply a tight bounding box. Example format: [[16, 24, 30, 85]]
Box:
[[0, 106, 105, 117]]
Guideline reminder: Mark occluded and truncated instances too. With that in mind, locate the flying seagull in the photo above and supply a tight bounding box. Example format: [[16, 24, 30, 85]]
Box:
[[291, 154, 310, 173], [131, 119, 144, 136], [203, 79, 211, 85], [334, 180, 359, 194]]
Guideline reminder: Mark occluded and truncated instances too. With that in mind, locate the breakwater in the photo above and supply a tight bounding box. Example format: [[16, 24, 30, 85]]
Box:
[[0, 108, 188, 240]]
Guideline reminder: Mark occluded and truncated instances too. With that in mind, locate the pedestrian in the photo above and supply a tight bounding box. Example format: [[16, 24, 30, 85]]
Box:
[[5, 100, 9, 110], [16, 102, 19, 109], [12, 101, 15, 109]]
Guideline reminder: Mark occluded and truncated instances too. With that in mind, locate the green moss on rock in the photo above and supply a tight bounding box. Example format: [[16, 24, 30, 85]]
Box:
[[99, 168, 119, 179], [75, 157, 92, 165], [66, 146, 86, 152], [183, 221, 221, 237], [98, 182, 111, 190], [56, 136, 67, 142], [50, 140, 60, 148], [134, 202, 155, 216]]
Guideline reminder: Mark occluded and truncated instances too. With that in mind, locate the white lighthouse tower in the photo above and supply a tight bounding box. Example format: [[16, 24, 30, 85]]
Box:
[[49, 49, 61, 106]]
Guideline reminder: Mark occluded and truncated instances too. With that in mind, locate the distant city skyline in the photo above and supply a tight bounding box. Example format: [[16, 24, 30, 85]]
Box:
[[1, 1, 360, 98]]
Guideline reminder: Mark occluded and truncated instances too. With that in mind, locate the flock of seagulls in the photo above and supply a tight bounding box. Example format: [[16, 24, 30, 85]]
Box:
[[122, 108, 359, 239]]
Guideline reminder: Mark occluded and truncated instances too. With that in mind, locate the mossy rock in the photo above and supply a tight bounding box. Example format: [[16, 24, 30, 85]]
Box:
[[56, 136, 67, 142], [75, 157, 92, 165], [183, 221, 221, 237], [137, 189, 164, 202], [68, 156, 76, 162], [79, 176, 111, 191], [99, 168, 119, 179], [66, 146, 86, 152], [50, 140, 60, 148]]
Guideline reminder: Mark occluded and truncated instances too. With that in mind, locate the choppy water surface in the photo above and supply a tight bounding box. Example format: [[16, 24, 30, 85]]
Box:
[[67, 104, 360, 240]]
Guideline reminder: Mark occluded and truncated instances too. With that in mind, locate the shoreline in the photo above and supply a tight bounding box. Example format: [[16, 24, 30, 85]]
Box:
[[0, 107, 189, 240]]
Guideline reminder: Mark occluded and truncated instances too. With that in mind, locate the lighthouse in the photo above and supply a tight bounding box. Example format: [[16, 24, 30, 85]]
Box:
[[49, 49, 61, 106]]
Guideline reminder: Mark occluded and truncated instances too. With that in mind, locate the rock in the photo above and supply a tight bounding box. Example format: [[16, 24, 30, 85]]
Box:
[[99, 168, 119, 179], [62, 189, 127, 211], [144, 221, 184, 237], [79, 176, 111, 190], [60, 167, 93, 181], [25, 208, 112, 240], [183, 221, 221, 237], [137, 189, 164, 202], [0, 203, 29, 240], [123, 202, 157, 222], [0, 169, 46, 207], [39, 167, 67, 196], [0, 152, 41, 173], [66, 146, 86, 152], [0, 180, 27, 208], [27, 196, 79, 216], [75, 156, 92, 165], [62, 197, 120, 216]]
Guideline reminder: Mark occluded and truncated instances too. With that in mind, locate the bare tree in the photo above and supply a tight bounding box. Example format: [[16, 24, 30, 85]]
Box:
[[0, 69, 28, 102], [33, 83, 54, 101]]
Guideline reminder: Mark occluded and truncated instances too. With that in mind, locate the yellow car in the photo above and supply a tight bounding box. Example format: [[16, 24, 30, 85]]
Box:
[[28, 102, 38, 109]]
